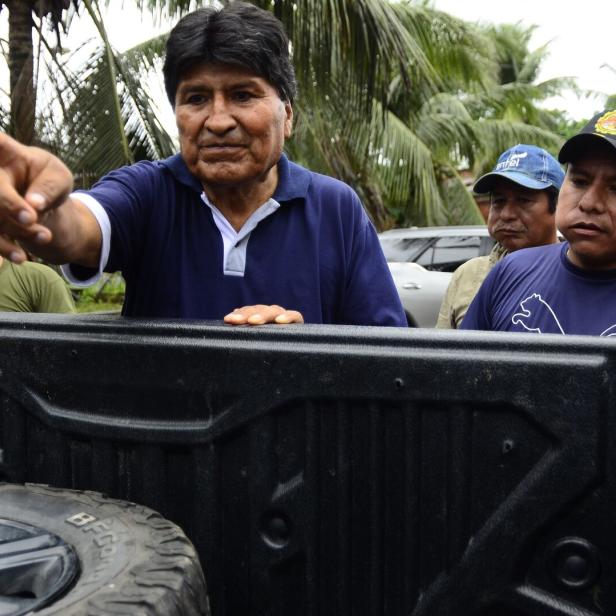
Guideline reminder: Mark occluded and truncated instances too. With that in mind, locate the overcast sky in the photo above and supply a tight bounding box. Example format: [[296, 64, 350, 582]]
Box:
[[2, 1, 614, 125]]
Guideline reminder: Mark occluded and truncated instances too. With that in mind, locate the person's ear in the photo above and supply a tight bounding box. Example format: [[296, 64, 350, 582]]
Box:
[[283, 102, 293, 138]]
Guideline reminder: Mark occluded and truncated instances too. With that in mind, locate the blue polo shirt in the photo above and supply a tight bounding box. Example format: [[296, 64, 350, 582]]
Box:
[[71, 154, 406, 325]]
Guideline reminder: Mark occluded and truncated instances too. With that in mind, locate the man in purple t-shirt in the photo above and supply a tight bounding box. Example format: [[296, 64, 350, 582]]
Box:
[[462, 108, 616, 336]]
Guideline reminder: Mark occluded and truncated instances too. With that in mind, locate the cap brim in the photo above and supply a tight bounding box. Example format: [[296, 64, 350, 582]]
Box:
[[473, 171, 552, 194], [558, 132, 616, 163]]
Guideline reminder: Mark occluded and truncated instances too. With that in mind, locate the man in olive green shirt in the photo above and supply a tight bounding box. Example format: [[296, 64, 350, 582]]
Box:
[[437, 144, 563, 329], [0, 256, 75, 313]]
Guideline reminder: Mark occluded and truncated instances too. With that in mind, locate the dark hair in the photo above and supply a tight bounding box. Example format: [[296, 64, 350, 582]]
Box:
[[163, 2, 297, 107], [546, 187, 558, 214]]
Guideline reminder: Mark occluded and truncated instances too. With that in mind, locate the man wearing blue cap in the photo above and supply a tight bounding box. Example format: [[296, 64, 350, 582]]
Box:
[[437, 144, 564, 328], [461, 108, 616, 336]]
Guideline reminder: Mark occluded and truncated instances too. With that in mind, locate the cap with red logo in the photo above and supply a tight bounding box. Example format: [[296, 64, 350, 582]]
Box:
[[559, 109, 616, 163]]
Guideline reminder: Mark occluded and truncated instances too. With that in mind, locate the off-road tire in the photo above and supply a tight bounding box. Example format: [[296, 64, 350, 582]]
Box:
[[0, 483, 210, 615]]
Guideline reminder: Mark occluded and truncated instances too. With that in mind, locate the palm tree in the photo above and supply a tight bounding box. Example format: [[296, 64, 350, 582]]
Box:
[[465, 22, 575, 177], [0, 1, 79, 144], [41, 2, 175, 183], [267, 2, 568, 226], [277, 3, 567, 227], [0, 0, 174, 173]]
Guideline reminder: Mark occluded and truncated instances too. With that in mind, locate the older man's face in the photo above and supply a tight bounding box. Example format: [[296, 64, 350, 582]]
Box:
[[174, 62, 293, 192], [487, 178, 556, 252], [557, 143, 616, 270]]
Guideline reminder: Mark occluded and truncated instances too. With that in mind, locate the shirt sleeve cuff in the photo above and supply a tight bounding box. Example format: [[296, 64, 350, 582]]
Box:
[[60, 192, 111, 287]]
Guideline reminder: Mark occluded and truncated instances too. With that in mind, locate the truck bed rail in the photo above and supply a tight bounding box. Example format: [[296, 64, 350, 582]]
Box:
[[0, 314, 612, 615]]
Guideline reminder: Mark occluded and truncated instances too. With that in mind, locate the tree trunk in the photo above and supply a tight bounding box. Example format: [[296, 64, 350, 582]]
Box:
[[7, 0, 35, 145]]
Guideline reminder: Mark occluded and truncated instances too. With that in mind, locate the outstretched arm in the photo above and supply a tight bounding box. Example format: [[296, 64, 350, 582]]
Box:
[[0, 133, 101, 267]]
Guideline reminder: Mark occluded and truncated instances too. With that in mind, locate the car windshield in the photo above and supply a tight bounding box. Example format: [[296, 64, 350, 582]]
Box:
[[379, 238, 429, 262], [416, 235, 485, 271], [380, 232, 493, 272]]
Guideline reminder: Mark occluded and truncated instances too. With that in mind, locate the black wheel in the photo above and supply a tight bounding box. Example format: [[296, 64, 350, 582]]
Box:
[[0, 483, 210, 615]]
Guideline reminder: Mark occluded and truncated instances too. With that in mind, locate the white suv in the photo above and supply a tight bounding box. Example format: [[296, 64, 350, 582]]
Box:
[[379, 226, 494, 327]]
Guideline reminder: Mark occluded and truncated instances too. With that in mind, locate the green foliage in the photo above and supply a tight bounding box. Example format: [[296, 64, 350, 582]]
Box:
[[288, 3, 570, 227], [1, 0, 175, 183], [606, 93, 616, 109], [484, 22, 539, 85], [38, 1, 175, 181], [44, 43, 175, 178], [549, 109, 587, 141], [72, 273, 124, 313], [451, 21, 574, 182]]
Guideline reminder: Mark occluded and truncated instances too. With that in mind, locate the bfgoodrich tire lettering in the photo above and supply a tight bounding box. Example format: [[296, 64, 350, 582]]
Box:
[[0, 483, 209, 615]]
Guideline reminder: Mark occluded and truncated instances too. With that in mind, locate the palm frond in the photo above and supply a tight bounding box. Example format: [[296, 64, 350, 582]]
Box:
[[293, 0, 447, 116], [372, 108, 449, 226], [115, 51, 176, 159], [482, 21, 537, 84], [472, 119, 563, 176], [516, 41, 549, 84], [391, 3, 497, 94], [438, 165, 483, 225], [134, 0, 205, 21], [42, 48, 132, 174], [122, 32, 168, 74], [295, 92, 460, 226], [287, 98, 391, 225], [413, 93, 480, 165], [0, 104, 8, 132], [38, 36, 174, 183]]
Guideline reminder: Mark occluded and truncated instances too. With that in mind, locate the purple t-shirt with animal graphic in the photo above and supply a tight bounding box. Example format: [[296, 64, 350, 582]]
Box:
[[461, 242, 616, 336]]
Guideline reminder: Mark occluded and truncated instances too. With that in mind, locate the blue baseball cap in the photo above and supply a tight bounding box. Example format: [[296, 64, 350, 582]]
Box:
[[473, 144, 565, 194]]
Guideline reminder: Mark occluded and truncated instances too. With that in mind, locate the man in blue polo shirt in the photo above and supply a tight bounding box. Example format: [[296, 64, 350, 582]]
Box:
[[0, 3, 405, 327], [461, 108, 616, 336]]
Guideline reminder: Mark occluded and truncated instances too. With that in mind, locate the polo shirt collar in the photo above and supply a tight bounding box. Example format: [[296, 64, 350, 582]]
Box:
[[159, 152, 311, 203], [159, 154, 202, 193], [272, 153, 311, 203]]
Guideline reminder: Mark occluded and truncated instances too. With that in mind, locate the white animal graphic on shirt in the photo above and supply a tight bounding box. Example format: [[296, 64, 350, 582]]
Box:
[[599, 324, 616, 337], [511, 294, 565, 333], [511, 293, 616, 335]]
